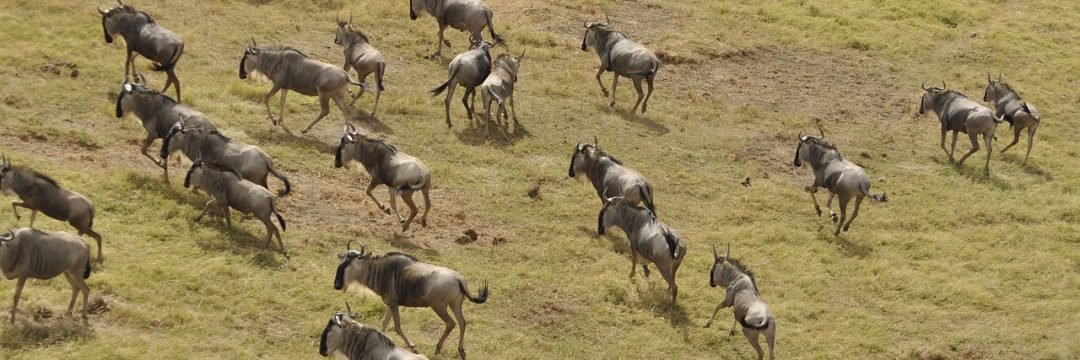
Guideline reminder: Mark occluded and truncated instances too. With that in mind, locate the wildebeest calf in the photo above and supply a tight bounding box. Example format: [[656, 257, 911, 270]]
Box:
[[183, 161, 288, 258], [0, 228, 92, 324], [161, 122, 291, 196], [335, 123, 431, 232], [479, 50, 524, 140], [320, 304, 430, 360], [598, 195, 686, 303]]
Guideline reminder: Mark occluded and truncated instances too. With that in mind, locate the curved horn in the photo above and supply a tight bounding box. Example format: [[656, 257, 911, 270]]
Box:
[[0, 229, 12, 242], [712, 244, 719, 261], [583, 18, 589, 28], [604, 14, 610, 26], [116, 0, 124, 6], [920, 80, 928, 90], [349, 13, 354, 25], [987, 73, 991, 83], [797, 129, 804, 139], [726, 242, 731, 258], [97, 0, 106, 14], [818, 128, 825, 139], [941, 80, 946, 89], [998, 73, 1002, 82], [593, 135, 599, 147], [345, 301, 353, 315], [250, 37, 257, 48], [346, 240, 353, 251], [336, 12, 340, 24]]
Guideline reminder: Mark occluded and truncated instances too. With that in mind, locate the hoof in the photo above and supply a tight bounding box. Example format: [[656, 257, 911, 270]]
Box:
[[421, 219, 428, 228], [831, 214, 839, 223], [381, 208, 392, 215], [609, 101, 616, 108], [815, 208, 822, 217], [703, 322, 712, 329]]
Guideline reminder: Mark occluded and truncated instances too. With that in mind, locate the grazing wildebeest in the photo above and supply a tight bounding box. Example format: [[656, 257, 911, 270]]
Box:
[[704, 243, 776, 360], [320, 304, 430, 360], [115, 77, 216, 170], [98, 0, 185, 101], [479, 50, 524, 140], [161, 122, 291, 196], [0, 228, 92, 324], [793, 129, 885, 236], [335, 14, 387, 117], [335, 123, 431, 231], [239, 39, 355, 134], [567, 138, 656, 214], [183, 161, 288, 258], [581, 17, 660, 114], [984, 74, 1042, 165], [919, 80, 1005, 175], [431, 41, 493, 128], [0, 156, 104, 262], [408, 0, 503, 57], [598, 194, 686, 303], [334, 243, 488, 359]]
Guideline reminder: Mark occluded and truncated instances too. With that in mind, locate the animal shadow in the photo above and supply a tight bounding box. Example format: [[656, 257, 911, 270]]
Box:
[[452, 116, 529, 147], [1000, 153, 1053, 181], [818, 230, 872, 258], [245, 127, 338, 155], [0, 317, 93, 349], [350, 111, 395, 135], [124, 172, 205, 209], [595, 103, 669, 135], [189, 217, 287, 268], [637, 287, 691, 327], [385, 233, 440, 258]]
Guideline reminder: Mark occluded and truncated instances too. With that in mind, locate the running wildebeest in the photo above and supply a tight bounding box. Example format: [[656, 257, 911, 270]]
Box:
[[335, 123, 431, 231], [334, 243, 488, 359], [567, 138, 656, 214], [161, 122, 291, 196], [408, 0, 503, 57], [984, 74, 1042, 165], [98, 0, 185, 101], [0, 156, 104, 262], [183, 161, 288, 258], [919, 80, 1005, 175], [116, 76, 216, 170], [598, 194, 686, 303], [793, 129, 885, 236], [239, 39, 356, 134], [432, 41, 493, 128], [479, 50, 524, 140], [0, 228, 92, 324], [335, 14, 387, 117], [581, 17, 660, 114], [320, 303, 430, 360], [705, 243, 776, 360]]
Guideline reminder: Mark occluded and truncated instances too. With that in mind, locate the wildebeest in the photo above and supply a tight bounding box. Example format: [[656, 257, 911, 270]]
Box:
[[479, 50, 524, 140], [919, 80, 1005, 175], [581, 17, 660, 114], [408, 0, 503, 57], [183, 161, 288, 258], [335, 123, 432, 231], [704, 243, 776, 360], [984, 74, 1042, 165], [0, 228, 92, 324], [161, 122, 291, 196], [335, 14, 387, 117], [334, 243, 488, 359], [239, 39, 355, 134], [319, 304, 430, 360], [567, 138, 656, 215], [0, 156, 104, 262], [598, 195, 686, 303], [115, 77, 216, 170], [98, 0, 185, 101], [431, 41, 494, 128], [793, 129, 885, 236]]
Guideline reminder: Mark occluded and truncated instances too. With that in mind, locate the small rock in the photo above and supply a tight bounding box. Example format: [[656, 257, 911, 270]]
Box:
[[464, 229, 478, 241], [527, 185, 541, 199], [492, 237, 508, 245]]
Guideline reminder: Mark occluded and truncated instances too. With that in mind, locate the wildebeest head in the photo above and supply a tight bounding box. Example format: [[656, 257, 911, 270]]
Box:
[[335, 13, 369, 46], [0, 228, 12, 243], [334, 241, 371, 291], [98, 0, 149, 44], [335, 123, 361, 168], [793, 128, 825, 167], [581, 16, 611, 51], [709, 243, 732, 287], [0, 154, 11, 194], [568, 137, 601, 178], [183, 159, 240, 189], [596, 191, 625, 235], [115, 74, 150, 118], [319, 302, 358, 357], [408, 0, 426, 20], [239, 38, 261, 80], [919, 80, 947, 115], [983, 73, 1009, 103]]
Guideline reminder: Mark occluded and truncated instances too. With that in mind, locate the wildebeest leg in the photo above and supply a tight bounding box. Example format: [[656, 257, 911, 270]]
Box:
[[702, 300, 726, 328], [388, 304, 418, 351], [443, 80, 458, 128], [28, 209, 37, 228], [496, 101, 511, 141], [956, 132, 980, 166], [609, 74, 619, 108], [366, 180, 391, 214], [729, 320, 739, 336], [10, 277, 26, 323], [483, 94, 493, 134], [164, 69, 181, 102], [999, 125, 1021, 154], [1023, 124, 1038, 165], [301, 93, 332, 134], [743, 328, 765, 360], [642, 76, 655, 113], [833, 195, 849, 236], [278, 90, 289, 126], [141, 136, 165, 169], [939, 127, 950, 161], [260, 214, 277, 247], [949, 131, 959, 163], [381, 308, 392, 331], [388, 188, 407, 231], [124, 51, 135, 80], [434, 25, 448, 56], [806, 187, 822, 217], [63, 272, 80, 317], [451, 301, 469, 359], [844, 196, 864, 232], [661, 263, 677, 303], [432, 304, 456, 355], [262, 85, 283, 124], [194, 199, 218, 222], [348, 74, 367, 107], [401, 190, 419, 231], [629, 250, 639, 278], [630, 78, 645, 114], [825, 193, 837, 223], [765, 321, 776, 360], [420, 186, 431, 228], [983, 131, 993, 176], [80, 228, 104, 263], [462, 87, 476, 120], [595, 68, 609, 97], [509, 95, 518, 124]]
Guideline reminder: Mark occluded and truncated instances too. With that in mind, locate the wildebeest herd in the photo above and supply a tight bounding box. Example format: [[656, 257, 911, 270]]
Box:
[[0, 1, 1049, 359]]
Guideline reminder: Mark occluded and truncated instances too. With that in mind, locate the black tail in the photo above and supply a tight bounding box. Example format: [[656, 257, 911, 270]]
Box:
[[376, 62, 386, 92], [269, 166, 291, 197], [152, 46, 181, 72], [640, 185, 656, 217], [459, 280, 489, 304], [662, 228, 680, 259], [431, 67, 459, 96], [486, 10, 504, 46], [272, 203, 287, 231], [83, 258, 92, 279]]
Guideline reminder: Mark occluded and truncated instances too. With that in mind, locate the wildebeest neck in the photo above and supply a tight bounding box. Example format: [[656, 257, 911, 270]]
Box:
[[802, 142, 842, 169]]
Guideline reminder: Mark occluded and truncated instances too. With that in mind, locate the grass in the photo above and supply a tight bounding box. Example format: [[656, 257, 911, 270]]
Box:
[[1, 0, 1079, 359]]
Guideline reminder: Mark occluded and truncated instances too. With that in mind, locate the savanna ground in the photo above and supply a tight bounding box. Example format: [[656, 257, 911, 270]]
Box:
[[0, 0, 1078, 359]]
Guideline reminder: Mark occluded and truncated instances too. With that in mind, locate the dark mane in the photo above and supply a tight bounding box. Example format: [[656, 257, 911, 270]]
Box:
[[593, 146, 622, 165], [995, 81, 1017, 94], [132, 85, 176, 104], [945, 89, 968, 99], [807, 137, 838, 151], [358, 133, 398, 153], [345, 26, 371, 44], [262, 46, 309, 58], [727, 258, 759, 292], [16, 167, 59, 187], [376, 252, 418, 262]]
